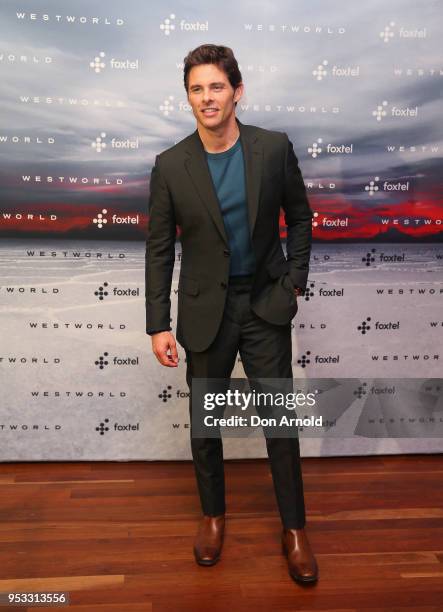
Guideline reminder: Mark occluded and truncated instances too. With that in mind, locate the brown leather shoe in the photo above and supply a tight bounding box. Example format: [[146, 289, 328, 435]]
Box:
[[193, 514, 225, 566], [282, 528, 319, 584]]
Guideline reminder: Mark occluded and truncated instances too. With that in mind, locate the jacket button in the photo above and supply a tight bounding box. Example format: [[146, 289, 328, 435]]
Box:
[[220, 281, 227, 289], [223, 249, 230, 257]]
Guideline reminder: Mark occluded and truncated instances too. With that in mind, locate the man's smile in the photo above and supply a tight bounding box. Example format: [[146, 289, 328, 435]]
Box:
[[201, 108, 219, 116]]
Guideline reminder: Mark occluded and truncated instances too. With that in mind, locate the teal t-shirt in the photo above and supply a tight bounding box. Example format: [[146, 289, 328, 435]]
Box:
[[206, 138, 256, 276]]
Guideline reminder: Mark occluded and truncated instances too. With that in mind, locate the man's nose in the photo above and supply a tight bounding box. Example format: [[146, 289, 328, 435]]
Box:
[[202, 89, 212, 103]]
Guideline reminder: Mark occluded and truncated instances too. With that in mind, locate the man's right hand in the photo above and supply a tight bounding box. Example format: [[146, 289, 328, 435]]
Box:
[[151, 331, 179, 367]]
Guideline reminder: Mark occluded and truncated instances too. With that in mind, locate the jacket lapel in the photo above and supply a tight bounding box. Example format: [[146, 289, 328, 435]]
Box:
[[238, 119, 262, 239], [184, 118, 263, 246]]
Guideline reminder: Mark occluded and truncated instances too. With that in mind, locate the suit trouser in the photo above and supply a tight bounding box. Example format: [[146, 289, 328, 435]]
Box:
[[184, 274, 306, 529]]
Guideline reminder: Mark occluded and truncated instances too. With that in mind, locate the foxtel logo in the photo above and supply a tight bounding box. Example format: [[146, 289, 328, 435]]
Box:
[[308, 137, 353, 158], [372, 100, 419, 121], [159, 13, 209, 36], [364, 176, 411, 195], [379, 22, 428, 43], [92, 209, 139, 229], [312, 60, 360, 81], [311, 212, 348, 228], [89, 52, 139, 73], [91, 132, 140, 152]]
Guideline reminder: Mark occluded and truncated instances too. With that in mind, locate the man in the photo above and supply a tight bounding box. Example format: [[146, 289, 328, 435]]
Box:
[[145, 44, 318, 585]]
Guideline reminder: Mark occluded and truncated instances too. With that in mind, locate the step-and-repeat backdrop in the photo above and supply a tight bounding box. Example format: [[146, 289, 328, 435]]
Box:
[[0, 0, 442, 460]]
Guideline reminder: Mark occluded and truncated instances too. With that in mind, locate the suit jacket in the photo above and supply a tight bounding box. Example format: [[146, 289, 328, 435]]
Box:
[[145, 118, 313, 353]]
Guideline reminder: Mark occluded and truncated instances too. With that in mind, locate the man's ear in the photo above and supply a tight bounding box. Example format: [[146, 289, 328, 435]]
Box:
[[234, 82, 244, 104]]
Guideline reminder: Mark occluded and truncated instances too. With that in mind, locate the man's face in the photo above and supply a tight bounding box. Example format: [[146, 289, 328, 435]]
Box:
[[187, 63, 243, 131]]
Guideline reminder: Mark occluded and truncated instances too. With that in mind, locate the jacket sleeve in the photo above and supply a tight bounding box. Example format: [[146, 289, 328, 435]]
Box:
[[281, 134, 313, 291], [145, 155, 177, 334]]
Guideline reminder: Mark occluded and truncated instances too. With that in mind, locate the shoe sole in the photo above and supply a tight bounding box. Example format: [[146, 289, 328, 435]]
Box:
[[289, 572, 318, 584], [194, 554, 220, 566]]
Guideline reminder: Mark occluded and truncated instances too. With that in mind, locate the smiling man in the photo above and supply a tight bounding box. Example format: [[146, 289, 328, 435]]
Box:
[[145, 44, 318, 585]]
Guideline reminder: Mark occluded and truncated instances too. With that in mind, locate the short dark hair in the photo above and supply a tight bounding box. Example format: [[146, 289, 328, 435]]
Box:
[[183, 44, 242, 93]]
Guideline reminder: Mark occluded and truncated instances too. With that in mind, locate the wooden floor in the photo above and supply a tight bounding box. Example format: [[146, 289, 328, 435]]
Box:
[[0, 455, 442, 611]]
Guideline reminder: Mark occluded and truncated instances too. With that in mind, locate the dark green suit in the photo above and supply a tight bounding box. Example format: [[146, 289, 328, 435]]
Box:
[[146, 118, 313, 528]]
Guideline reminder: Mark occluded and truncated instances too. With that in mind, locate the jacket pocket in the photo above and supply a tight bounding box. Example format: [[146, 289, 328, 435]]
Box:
[[178, 275, 199, 296], [266, 257, 290, 279]]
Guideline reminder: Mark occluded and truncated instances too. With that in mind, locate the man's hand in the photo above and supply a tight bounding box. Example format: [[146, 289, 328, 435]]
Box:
[[151, 331, 179, 367]]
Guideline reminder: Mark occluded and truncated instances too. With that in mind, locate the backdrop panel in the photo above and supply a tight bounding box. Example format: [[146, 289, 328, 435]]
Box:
[[0, 0, 442, 459]]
